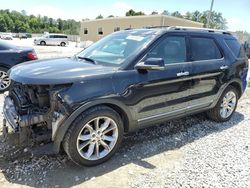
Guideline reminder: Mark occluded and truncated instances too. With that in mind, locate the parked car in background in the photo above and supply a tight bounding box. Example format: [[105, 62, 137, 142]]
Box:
[[1, 33, 13, 40], [3, 27, 248, 166], [0, 40, 38, 91], [18, 33, 28, 39], [34, 33, 69, 46]]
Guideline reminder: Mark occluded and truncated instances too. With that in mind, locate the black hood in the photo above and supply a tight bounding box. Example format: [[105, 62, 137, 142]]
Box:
[[9, 58, 116, 85]]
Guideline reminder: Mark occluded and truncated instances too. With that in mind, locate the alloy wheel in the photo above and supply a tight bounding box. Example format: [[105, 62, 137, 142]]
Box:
[[220, 91, 237, 118], [0, 70, 11, 91], [76, 116, 118, 161]]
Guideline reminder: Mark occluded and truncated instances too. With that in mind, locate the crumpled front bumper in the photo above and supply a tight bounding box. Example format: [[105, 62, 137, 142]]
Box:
[[2, 96, 30, 146], [3, 96, 19, 131]]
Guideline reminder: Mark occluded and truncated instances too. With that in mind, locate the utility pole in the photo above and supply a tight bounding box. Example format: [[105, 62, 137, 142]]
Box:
[[207, 0, 214, 28]]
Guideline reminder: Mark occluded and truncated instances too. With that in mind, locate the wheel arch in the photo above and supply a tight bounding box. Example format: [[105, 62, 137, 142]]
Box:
[[53, 99, 134, 153], [40, 40, 46, 45], [229, 81, 243, 98], [0, 64, 11, 70]]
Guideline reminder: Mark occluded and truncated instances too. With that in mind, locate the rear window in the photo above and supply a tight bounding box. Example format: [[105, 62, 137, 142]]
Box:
[[190, 37, 222, 61], [0, 40, 16, 50], [225, 39, 245, 58]]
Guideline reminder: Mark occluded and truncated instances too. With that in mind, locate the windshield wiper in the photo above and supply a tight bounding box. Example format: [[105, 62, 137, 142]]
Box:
[[75, 56, 97, 65]]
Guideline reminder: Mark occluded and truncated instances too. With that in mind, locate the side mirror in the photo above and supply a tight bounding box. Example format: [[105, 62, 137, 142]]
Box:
[[135, 58, 165, 71]]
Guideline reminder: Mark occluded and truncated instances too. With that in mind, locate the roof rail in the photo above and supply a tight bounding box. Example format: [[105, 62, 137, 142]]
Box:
[[168, 26, 232, 35], [144, 26, 231, 35], [143, 26, 171, 29]]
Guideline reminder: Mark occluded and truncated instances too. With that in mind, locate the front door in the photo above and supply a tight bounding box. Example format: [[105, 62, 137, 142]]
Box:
[[120, 34, 193, 126]]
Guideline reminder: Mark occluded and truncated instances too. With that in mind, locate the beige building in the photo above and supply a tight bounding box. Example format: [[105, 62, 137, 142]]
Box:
[[80, 14, 203, 42]]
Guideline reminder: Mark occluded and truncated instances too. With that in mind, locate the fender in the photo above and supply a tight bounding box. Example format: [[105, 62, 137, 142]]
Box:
[[52, 98, 134, 153]]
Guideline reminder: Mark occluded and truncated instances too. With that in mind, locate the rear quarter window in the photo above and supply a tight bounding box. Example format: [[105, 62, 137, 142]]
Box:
[[190, 37, 222, 61], [225, 39, 245, 58]]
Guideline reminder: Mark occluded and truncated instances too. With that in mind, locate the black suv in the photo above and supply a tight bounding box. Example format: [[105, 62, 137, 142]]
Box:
[[3, 27, 249, 166]]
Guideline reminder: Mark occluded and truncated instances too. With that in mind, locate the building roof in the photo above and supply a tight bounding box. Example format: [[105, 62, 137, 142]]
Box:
[[82, 14, 203, 26]]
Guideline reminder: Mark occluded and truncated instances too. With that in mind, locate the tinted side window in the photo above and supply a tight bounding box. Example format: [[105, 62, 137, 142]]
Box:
[[49, 35, 55, 38], [190, 37, 222, 61], [148, 36, 187, 64], [225, 39, 245, 58]]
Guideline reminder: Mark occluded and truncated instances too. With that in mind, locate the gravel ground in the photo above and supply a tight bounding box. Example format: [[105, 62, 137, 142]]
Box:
[[0, 89, 249, 188]]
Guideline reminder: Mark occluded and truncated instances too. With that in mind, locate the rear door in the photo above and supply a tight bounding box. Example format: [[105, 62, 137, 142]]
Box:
[[188, 35, 227, 111], [55, 35, 62, 45]]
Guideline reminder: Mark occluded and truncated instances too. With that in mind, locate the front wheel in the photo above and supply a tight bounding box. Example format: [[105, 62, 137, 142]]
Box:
[[0, 67, 11, 92], [207, 86, 238, 122], [63, 106, 124, 166], [40, 41, 46, 46]]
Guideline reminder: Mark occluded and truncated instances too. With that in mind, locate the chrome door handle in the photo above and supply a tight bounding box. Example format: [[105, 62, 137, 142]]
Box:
[[177, 71, 189, 77], [220, 65, 228, 70]]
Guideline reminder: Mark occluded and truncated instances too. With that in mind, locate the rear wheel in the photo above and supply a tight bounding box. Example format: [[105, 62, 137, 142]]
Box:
[[60, 42, 66, 47], [63, 106, 124, 166], [207, 86, 238, 122], [0, 67, 11, 92]]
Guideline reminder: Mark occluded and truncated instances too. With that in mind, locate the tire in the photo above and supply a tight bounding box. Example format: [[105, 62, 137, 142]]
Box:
[[0, 67, 11, 93], [60, 42, 66, 47], [40, 41, 46, 46], [207, 86, 239, 122], [63, 105, 124, 166]]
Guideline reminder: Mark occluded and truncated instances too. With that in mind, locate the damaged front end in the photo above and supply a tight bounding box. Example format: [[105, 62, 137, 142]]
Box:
[[3, 81, 71, 147]]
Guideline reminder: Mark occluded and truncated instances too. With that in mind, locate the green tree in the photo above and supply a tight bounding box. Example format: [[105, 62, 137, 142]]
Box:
[[96, 14, 103, 19], [184, 11, 192, 20], [151, 11, 158, 15], [21, 10, 27, 16], [161, 10, 170, 15], [191, 11, 202, 22], [125, 9, 145, 16], [0, 15, 7, 31], [171, 11, 183, 18], [126, 9, 136, 16]]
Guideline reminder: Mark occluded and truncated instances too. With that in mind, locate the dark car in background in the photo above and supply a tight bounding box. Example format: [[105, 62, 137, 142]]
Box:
[[3, 27, 248, 166], [0, 40, 38, 91]]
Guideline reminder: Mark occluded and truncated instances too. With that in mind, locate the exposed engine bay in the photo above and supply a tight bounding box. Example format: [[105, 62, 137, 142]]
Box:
[[3, 81, 70, 146]]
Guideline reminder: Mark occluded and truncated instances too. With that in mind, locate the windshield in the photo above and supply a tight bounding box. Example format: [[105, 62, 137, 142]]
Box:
[[77, 31, 155, 66]]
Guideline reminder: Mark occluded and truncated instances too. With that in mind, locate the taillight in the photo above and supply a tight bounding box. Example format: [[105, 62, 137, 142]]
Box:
[[27, 51, 38, 60]]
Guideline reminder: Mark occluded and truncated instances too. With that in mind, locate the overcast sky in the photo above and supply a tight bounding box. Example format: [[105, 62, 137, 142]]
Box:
[[0, 0, 249, 32]]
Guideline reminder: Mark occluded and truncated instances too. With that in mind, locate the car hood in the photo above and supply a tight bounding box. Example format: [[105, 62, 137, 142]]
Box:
[[9, 58, 117, 85]]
